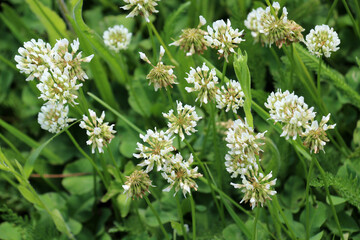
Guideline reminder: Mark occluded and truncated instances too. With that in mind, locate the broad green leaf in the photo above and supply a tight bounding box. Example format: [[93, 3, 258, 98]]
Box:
[[310, 231, 324, 240], [280, 176, 305, 213], [119, 130, 138, 158], [25, 0, 68, 44], [222, 224, 244, 239], [117, 193, 131, 218], [171, 221, 184, 236], [0, 222, 22, 240], [18, 185, 42, 206], [222, 198, 251, 239], [101, 180, 124, 203], [51, 209, 74, 239]]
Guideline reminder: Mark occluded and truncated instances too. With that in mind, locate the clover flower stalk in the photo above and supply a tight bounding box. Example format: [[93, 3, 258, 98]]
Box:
[[216, 80, 245, 113], [121, 0, 160, 22], [38, 102, 75, 134], [204, 19, 245, 62], [161, 153, 202, 197], [123, 170, 154, 199], [303, 114, 336, 154], [133, 128, 174, 172], [139, 46, 177, 91], [231, 169, 277, 209], [185, 63, 219, 106], [163, 101, 202, 141], [305, 24, 340, 58], [170, 15, 208, 56], [265, 90, 316, 140], [103, 25, 132, 52], [245, 2, 304, 47], [79, 109, 116, 154]]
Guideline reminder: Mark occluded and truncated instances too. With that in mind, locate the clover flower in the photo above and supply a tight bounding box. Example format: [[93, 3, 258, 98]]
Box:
[[38, 102, 75, 134], [163, 101, 202, 141], [303, 114, 336, 153], [123, 170, 154, 199], [305, 24, 340, 58], [225, 118, 266, 159], [37, 66, 83, 105], [103, 25, 132, 52], [265, 90, 316, 140], [14, 39, 52, 81], [245, 2, 304, 48], [79, 109, 116, 154], [134, 128, 174, 172], [161, 153, 202, 197], [121, 0, 160, 22], [204, 19, 245, 61], [216, 80, 245, 113], [231, 168, 277, 210], [139, 46, 177, 91], [225, 153, 257, 178], [170, 15, 208, 56], [185, 63, 219, 105], [51, 38, 94, 81]]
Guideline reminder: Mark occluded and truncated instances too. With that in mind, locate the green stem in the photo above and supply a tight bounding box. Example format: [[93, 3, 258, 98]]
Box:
[[65, 130, 105, 184], [305, 160, 314, 240], [99, 153, 110, 188], [190, 194, 196, 240], [317, 56, 322, 97], [166, 86, 176, 111], [148, 21, 179, 66], [273, 196, 297, 240], [312, 156, 344, 239], [146, 21, 157, 62], [341, 0, 360, 39], [252, 207, 260, 240], [88, 92, 144, 135], [210, 102, 222, 187], [144, 195, 170, 240], [325, 0, 340, 24], [222, 61, 228, 84], [176, 194, 188, 240]]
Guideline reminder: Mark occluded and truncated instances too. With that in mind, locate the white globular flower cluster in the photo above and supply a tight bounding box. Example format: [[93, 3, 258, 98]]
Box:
[[204, 19, 245, 62], [15, 38, 93, 133], [305, 24, 340, 58], [103, 25, 132, 52], [225, 119, 277, 209], [123, 170, 154, 199], [231, 170, 277, 210], [185, 63, 219, 106], [303, 114, 336, 154], [265, 89, 336, 153], [79, 109, 116, 154], [162, 153, 202, 197], [38, 102, 75, 134], [163, 101, 202, 141], [225, 119, 266, 177], [121, 0, 160, 22], [133, 128, 174, 172], [244, 2, 304, 48], [139, 46, 177, 91], [265, 90, 316, 140], [216, 80, 245, 113]]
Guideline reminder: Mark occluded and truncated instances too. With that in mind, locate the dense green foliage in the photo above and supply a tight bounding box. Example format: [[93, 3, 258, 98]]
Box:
[[0, 0, 360, 239]]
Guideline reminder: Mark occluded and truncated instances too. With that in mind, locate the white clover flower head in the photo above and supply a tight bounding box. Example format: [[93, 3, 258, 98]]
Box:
[[38, 102, 75, 134], [163, 101, 202, 141], [14, 39, 52, 81], [216, 80, 245, 113], [139, 47, 177, 91], [123, 170, 154, 199], [204, 19, 245, 62], [134, 128, 174, 172], [225, 118, 266, 159], [231, 169, 277, 209], [37, 67, 83, 105], [170, 15, 208, 56], [162, 153, 202, 197], [79, 109, 116, 154], [121, 0, 160, 22], [245, 2, 304, 48], [103, 25, 132, 52], [51, 38, 94, 81], [265, 89, 316, 140], [303, 114, 336, 153], [185, 63, 219, 106], [305, 24, 340, 58], [224, 153, 257, 178]]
